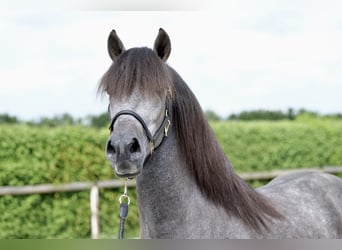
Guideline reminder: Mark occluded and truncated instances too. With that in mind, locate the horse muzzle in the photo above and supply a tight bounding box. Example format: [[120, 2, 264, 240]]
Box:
[[106, 135, 145, 178]]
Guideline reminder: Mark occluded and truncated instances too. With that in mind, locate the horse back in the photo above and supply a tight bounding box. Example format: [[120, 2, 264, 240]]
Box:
[[258, 171, 342, 238]]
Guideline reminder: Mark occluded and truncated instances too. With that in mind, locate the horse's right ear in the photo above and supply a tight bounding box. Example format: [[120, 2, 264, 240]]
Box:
[[107, 30, 125, 61]]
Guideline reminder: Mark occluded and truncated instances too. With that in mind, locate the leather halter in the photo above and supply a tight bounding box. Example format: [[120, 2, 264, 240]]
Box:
[[109, 91, 172, 153]]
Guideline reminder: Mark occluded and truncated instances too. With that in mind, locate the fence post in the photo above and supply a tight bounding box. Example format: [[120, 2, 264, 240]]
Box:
[[90, 184, 99, 239]]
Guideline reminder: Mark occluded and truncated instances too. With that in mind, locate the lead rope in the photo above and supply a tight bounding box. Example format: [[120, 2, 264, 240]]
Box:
[[118, 178, 130, 239]]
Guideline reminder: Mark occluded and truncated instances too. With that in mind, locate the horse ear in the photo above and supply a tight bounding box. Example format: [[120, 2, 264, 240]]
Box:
[[107, 29, 125, 61], [153, 28, 171, 62]]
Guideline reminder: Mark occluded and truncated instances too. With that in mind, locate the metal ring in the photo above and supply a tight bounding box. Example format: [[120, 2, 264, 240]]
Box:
[[119, 194, 131, 205], [164, 119, 171, 137]]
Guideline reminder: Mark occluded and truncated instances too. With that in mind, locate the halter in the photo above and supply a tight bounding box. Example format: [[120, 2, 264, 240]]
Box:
[[109, 89, 172, 154]]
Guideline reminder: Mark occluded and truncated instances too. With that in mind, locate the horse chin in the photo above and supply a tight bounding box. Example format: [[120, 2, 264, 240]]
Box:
[[113, 162, 143, 179]]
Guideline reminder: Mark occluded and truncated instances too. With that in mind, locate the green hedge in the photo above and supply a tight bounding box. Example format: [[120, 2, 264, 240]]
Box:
[[0, 125, 139, 239], [212, 120, 342, 172], [0, 119, 342, 238]]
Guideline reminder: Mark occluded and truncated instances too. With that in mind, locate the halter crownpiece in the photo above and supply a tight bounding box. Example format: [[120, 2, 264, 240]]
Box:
[[109, 89, 173, 155]]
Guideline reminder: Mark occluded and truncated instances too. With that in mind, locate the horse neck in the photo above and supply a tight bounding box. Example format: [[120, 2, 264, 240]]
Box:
[[135, 132, 257, 239], [135, 127, 281, 238], [135, 132, 202, 238]]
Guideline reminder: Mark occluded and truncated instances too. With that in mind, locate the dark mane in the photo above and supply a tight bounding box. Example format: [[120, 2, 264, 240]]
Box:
[[99, 46, 282, 232], [168, 66, 283, 232], [98, 47, 172, 99]]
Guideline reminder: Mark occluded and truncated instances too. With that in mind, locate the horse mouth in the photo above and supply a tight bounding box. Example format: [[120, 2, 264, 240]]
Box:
[[115, 170, 141, 179], [113, 162, 142, 178]]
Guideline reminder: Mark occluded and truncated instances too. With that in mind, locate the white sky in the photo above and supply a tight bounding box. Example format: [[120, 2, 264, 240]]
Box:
[[0, 1, 342, 120]]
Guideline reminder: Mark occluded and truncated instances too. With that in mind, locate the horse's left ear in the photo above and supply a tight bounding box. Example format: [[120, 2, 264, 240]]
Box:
[[153, 28, 171, 62]]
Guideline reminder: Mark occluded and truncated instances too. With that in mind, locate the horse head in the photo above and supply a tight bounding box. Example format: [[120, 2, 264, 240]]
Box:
[[101, 28, 173, 178]]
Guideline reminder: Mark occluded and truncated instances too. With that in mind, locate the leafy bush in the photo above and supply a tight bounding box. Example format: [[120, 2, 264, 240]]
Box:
[[0, 125, 139, 238], [212, 120, 342, 172], [0, 114, 19, 124], [228, 109, 291, 121], [0, 119, 342, 238]]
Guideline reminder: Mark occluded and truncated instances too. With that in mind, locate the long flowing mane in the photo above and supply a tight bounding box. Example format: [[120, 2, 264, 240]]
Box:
[[99, 47, 283, 232], [168, 66, 283, 232]]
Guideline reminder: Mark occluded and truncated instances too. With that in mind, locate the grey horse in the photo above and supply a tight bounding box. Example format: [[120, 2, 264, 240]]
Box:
[[99, 28, 342, 238]]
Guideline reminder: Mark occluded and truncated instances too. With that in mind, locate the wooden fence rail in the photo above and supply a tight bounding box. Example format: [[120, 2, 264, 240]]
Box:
[[0, 166, 341, 238], [238, 166, 342, 181], [0, 179, 136, 196]]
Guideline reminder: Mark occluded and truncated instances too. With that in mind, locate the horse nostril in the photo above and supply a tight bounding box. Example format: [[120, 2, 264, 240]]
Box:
[[129, 138, 141, 154], [106, 140, 116, 155]]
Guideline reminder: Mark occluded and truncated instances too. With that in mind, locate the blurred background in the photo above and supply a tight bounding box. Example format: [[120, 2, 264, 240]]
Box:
[[0, 0, 341, 239]]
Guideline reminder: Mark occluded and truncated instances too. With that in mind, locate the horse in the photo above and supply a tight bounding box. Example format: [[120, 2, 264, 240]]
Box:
[[98, 28, 342, 238]]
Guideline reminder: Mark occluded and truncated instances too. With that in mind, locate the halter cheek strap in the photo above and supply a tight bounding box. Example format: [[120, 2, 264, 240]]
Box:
[[109, 93, 172, 154]]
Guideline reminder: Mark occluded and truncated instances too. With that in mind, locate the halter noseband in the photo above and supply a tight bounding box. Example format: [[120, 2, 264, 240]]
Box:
[[109, 91, 172, 154]]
